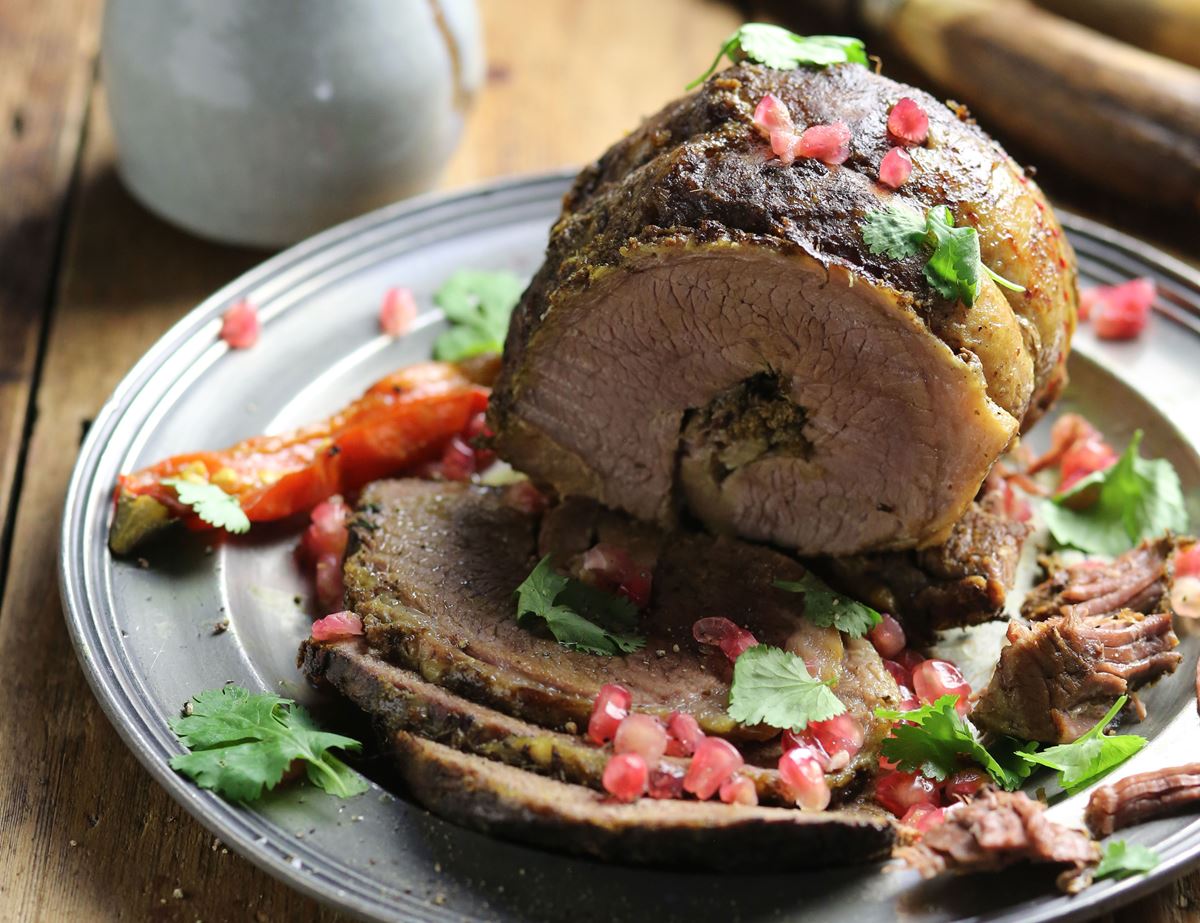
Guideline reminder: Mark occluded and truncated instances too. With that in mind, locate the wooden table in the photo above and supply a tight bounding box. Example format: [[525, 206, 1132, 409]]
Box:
[[0, 1, 1196, 920]]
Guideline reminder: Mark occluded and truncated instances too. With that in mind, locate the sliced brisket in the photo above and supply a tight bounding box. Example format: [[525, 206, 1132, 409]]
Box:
[[389, 732, 894, 869], [1086, 763, 1200, 836], [897, 789, 1098, 891], [970, 609, 1180, 743]]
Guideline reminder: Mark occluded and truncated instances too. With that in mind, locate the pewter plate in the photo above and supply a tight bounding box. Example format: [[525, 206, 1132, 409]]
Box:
[[61, 171, 1200, 923]]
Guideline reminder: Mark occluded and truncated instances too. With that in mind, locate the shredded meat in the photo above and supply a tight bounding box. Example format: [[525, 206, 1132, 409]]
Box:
[[971, 609, 1180, 743], [897, 789, 1099, 892], [1023, 536, 1178, 621], [1087, 764, 1200, 836]]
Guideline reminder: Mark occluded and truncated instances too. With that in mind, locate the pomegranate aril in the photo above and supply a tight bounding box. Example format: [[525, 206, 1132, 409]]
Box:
[[504, 479, 548, 515], [440, 435, 477, 482], [683, 737, 744, 800], [753, 93, 794, 136], [311, 610, 363, 642], [868, 614, 906, 659], [602, 753, 648, 802], [581, 543, 653, 609], [879, 147, 913, 188], [613, 713, 669, 765], [314, 553, 345, 612], [647, 766, 685, 800], [1175, 545, 1200, 579], [301, 495, 349, 563], [770, 129, 800, 165], [665, 712, 704, 757], [587, 683, 632, 744], [220, 299, 260, 349], [887, 97, 929, 146], [692, 617, 758, 662], [900, 803, 946, 833], [874, 770, 940, 816], [719, 775, 758, 806], [882, 658, 912, 689], [795, 121, 851, 165], [778, 747, 831, 811], [1059, 435, 1118, 492], [943, 767, 985, 802], [1087, 278, 1155, 341], [464, 411, 496, 468], [912, 659, 972, 714], [894, 648, 925, 674], [807, 714, 864, 765], [1174, 547, 1200, 619], [379, 286, 418, 336]]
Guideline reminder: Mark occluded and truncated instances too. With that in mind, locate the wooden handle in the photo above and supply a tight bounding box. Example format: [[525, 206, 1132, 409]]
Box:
[[1032, 0, 1200, 69], [878, 0, 1200, 211]]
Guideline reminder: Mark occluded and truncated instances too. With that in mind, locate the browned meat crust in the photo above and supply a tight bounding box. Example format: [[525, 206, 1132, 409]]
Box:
[[971, 609, 1180, 743], [1087, 764, 1200, 836], [897, 789, 1099, 892], [389, 732, 894, 869]]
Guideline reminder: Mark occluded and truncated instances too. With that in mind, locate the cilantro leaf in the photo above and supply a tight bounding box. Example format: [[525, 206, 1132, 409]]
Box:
[[862, 204, 1025, 307], [728, 644, 846, 731], [161, 477, 250, 534], [876, 695, 1035, 789], [514, 556, 645, 656], [169, 686, 367, 801], [688, 24, 867, 89], [1094, 840, 1161, 881], [1019, 695, 1146, 794], [773, 573, 881, 638], [1042, 430, 1189, 556], [432, 269, 524, 361]]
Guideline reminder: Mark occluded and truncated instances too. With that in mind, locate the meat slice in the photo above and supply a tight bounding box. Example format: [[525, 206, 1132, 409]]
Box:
[[489, 63, 1076, 557], [819, 501, 1031, 638], [344, 480, 903, 766], [1022, 535, 1184, 621], [970, 610, 1180, 743], [389, 732, 894, 869], [897, 789, 1098, 892], [300, 637, 808, 804], [1087, 764, 1200, 836]]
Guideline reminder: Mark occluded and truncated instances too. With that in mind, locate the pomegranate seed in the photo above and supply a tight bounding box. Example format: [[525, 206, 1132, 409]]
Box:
[[719, 775, 759, 806], [314, 552, 345, 612], [879, 147, 913, 188], [1175, 545, 1200, 579], [504, 479, 549, 515], [1086, 278, 1155, 341], [379, 286, 418, 336], [311, 610, 363, 641], [220, 299, 260, 349], [887, 97, 929, 146], [1055, 429, 1118, 493], [1078, 287, 1101, 322], [581, 544, 653, 609], [1000, 478, 1033, 522], [943, 767, 985, 802], [692, 617, 758, 662], [440, 435, 477, 481], [602, 753, 648, 802], [868, 614, 906, 659], [778, 747, 832, 811], [912, 659, 972, 714], [901, 803, 946, 833], [879, 751, 899, 772], [1172, 575, 1200, 620], [795, 121, 851, 165], [647, 766, 685, 800], [807, 714, 864, 766], [875, 770, 940, 816], [684, 737, 744, 800], [665, 712, 704, 757], [753, 93, 794, 136], [301, 495, 349, 563], [770, 129, 801, 166], [882, 658, 912, 689], [614, 713, 669, 765], [894, 648, 926, 674], [464, 411, 496, 468], [587, 684, 632, 744]]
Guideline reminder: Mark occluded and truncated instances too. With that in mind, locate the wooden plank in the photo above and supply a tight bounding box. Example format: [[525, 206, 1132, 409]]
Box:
[[0, 0, 98, 589], [0, 1, 739, 920]]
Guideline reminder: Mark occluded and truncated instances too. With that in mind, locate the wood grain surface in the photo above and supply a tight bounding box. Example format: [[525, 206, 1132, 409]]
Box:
[[0, 1, 1196, 921]]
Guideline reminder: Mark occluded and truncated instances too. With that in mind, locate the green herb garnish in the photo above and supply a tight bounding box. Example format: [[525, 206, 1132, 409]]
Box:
[[876, 695, 1036, 790], [432, 269, 525, 362], [688, 24, 867, 89], [1018, 696, 1146, 794], [161, 477, 250, 534], [169, 686, 367, 801], [728, 644, 846, 732], [774, 573, 882, 638], [862, 203, 1025, 306], [1094, 840, 1161, 881], [1041, 430, 1188, 556], [514, 556, 645, 656]]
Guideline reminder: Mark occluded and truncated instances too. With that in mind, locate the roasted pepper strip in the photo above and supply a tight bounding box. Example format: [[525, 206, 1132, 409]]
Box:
[[110, 362, 490, 554]]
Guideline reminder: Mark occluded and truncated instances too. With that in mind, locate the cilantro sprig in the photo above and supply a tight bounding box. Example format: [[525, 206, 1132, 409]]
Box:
[[169, 686, 367, 801], [688, 24, 867, 89], [161, 477, 250, 534], [432, 269, 525, 362], [1094, 840, 1161, 881], [1018, 696, 1146, 794], [514, 556, 645, 656], [876, 696, 1036, 790], [862, 203, 1025, 306], [774, 573, 881, 638], [728, 644, 846, 732], [1041, 430, 1188, 556]]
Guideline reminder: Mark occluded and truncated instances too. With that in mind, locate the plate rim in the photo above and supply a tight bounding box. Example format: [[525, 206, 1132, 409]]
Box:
[[58, 169, 1200, 923]]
